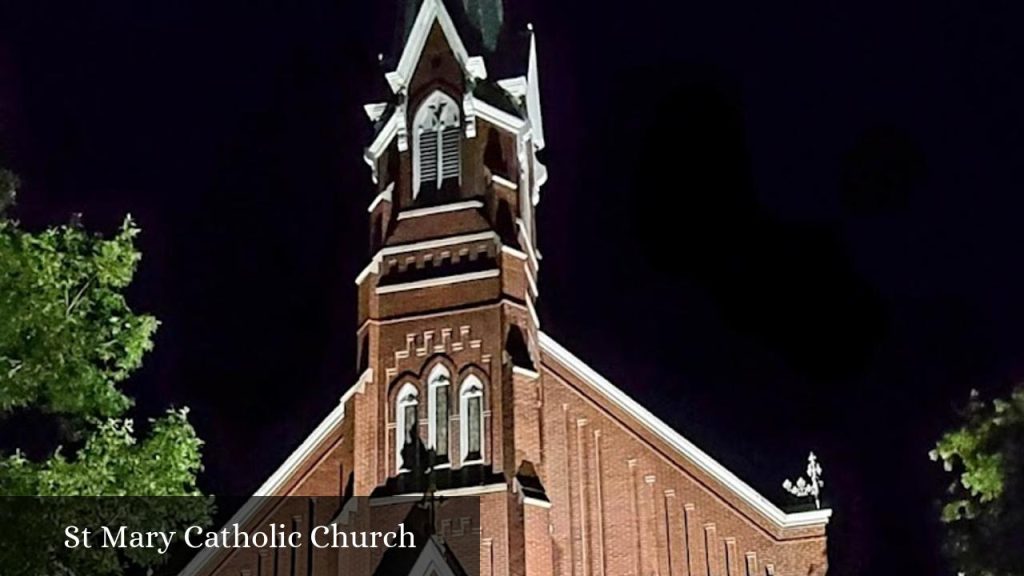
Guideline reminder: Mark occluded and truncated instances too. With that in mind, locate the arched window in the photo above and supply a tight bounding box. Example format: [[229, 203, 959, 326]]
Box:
[[459, 375, 485, 464], [413, 91, 461, 197], [395, 383, 419, 472], [427, 364, 451, 464]]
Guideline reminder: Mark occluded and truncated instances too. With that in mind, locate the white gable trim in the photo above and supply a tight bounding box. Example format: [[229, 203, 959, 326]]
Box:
[[538, 333, 832, 530], [388, 0, 479, 93], [408, 536, 459, 576], [474, 97, 526, 134], [178, 373, 370, 576]]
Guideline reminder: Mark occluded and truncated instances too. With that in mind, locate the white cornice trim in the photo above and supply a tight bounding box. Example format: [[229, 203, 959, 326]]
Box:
[[523, 496, 552, 509], [512, 366, 540, 379], [355, 232, 501, 286], [490, 173, 518, 190], [367, 113, 400, 158], [369, 483, 507, 507], [364, 102, 388, 122], [516, 219, 540, 271], [497, 76, 527, 99], [368, 182, 395, 213], [380, 231, 498, 257], [465, 56, 488, 80], [538, 333, 832, 530], [397, 200, 483, 220], [524, 263, 539, 298], [355, 260, 379, 286], [474, 97, 526, 134], [178, 376, 368, 576], [375, 269, 500, 295], [501, 245, 528, 260], [526, 295, 541, 329]]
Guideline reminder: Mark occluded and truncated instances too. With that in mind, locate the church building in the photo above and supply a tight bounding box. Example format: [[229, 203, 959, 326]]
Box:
[[181, 1, 831, 574]]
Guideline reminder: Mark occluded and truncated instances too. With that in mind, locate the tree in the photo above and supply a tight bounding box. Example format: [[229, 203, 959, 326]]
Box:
[[0, 171, 211, 574], [931, 386, 1024, 576]]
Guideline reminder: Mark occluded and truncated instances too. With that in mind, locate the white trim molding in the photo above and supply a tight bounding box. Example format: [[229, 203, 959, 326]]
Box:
[[355, 231, 501, 286], [367, 182, 394, 213], [380, 231, 498, 257], [490, 173, 518, 190], [538, 332, 832, 530], [369, 483, 506, 507], [397, 200, 483, 220], [375, 269, 500, 295], [387, 0, 479, 93], [179, 376, 367, 576]]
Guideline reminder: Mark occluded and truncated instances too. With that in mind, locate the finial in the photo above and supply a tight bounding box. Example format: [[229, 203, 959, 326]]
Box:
[[783, 452, 824, 509], [377, 53, 384, 62], [527, 22, 534, 32]]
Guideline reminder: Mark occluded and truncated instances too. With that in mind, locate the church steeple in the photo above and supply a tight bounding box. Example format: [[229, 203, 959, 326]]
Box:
[[356, 0, 546, 491]]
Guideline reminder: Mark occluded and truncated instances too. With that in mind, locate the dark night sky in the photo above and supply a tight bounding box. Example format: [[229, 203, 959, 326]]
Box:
[[3, 0, 1024, 574]]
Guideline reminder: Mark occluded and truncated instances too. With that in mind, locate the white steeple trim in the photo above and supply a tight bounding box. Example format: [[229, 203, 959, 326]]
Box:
[[363, 102, 388, 122], [497, 76, 527, 99], [526, 24, 545, 150], [387, 0, 482, 93], [538, 332, 833, 531], [474, 97, 527, 133], [367, 182, 394, 213]]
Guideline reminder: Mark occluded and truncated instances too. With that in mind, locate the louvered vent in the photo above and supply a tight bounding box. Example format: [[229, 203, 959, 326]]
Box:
[[440, 126, 460, 184], [413, 91, 461, 197]]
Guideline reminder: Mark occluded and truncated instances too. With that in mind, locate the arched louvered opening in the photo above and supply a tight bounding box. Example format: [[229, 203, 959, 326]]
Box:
[[413, 91, 461, 199]]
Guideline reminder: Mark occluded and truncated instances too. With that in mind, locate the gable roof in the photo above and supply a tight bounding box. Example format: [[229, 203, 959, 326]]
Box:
[[386, 0, 484, 93], [538, 332, 832, 531]]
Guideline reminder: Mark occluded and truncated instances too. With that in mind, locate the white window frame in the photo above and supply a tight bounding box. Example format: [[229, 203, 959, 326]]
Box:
[[395, 382, 419, 472], [426, 364, 451, 467], [459, 375, 485, 465], [413, 90, 461, 198]]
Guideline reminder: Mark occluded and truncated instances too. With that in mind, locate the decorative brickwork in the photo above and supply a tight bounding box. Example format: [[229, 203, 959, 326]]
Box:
[[180, 2, 830, 575]]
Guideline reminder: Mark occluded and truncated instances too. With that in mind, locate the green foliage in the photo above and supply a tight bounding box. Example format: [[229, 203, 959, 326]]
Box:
[[931, 386, 1024, 576], [0, 176, 211, 574], [0, 216, 158, 418]]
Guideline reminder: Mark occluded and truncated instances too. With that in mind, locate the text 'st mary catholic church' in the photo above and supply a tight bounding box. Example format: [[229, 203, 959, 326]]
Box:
[[181, 0, 832, 574]]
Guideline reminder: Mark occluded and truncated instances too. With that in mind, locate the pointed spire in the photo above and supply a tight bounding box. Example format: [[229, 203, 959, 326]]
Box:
[[463, 0, 504, 51], [526, 23, 545, 150]]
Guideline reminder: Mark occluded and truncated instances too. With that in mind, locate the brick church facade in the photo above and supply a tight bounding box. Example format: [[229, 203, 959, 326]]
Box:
[[181, 1, 831, 574]]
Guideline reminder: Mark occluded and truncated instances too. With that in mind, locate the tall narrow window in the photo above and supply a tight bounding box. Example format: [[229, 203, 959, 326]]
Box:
[[413, 91, 461, 197], [395, 383, 419, 472], [460, 376, 484, 464], [427, 365, 451, 464]]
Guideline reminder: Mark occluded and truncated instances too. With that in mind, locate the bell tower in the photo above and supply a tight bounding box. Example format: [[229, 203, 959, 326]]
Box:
[[352, 0, 547, 498]]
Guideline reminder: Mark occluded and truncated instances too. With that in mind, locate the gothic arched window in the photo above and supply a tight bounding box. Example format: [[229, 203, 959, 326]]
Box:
[[395, 382, 419, 472], [427, 364, 451, 464], [459, 375, 485, 464], [413, 91, 461, 197]]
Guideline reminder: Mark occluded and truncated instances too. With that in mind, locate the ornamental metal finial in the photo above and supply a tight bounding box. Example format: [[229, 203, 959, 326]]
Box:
[[783, 452, 824, 509]]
